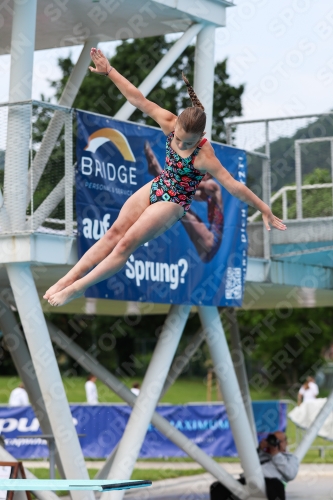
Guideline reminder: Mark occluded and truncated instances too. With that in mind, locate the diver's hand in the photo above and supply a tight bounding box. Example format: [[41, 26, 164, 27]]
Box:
[[262, 207, 287, 231], [89, 48, 112, 75]]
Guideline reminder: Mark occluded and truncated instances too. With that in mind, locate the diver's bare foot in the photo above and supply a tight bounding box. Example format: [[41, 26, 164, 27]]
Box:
[[48, 284, 84, 307], [43, 276, 76, 300]]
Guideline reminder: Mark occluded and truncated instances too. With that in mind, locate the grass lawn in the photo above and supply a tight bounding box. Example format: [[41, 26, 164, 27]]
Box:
[[0, 376, 277, 404], [1, 377, 333, 464], [28, 467, 205, 481]]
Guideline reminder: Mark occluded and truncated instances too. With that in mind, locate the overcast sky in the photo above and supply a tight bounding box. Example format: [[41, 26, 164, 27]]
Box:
[[1, 0, 333, 122], [221, 0, 333, 120]]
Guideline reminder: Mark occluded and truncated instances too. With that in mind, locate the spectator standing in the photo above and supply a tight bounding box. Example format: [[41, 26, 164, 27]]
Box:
[[85, 374, 98, 404], [210, 431, 299, 500], [308, 375, 319, 395], [8, 383, 29, 406], [131, 382, 140, 396], [298, 376, 319, 405]]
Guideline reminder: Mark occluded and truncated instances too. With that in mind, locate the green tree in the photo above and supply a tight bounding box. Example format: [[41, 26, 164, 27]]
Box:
[[44, 309, 207, 378], [50, 36, 244, 142], [234, 307, 333, 397], [271, 168, 332, 219]]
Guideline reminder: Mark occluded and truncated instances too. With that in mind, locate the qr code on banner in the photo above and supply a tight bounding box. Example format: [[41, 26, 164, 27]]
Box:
[[225, 267, 242, 299]]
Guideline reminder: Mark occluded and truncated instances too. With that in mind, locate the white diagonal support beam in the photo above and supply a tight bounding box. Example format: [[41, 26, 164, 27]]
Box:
[[28, 178, 65, 231], [199, 306, 266, 499], [47, 321, 249, 500], [96, 325, 206, 481], [161, 326, 205, 398], [6, 263, 93, 500], [114, 24, 204, 121], [105, 305, 191, 500], [28, 132, 74, 232], [295, 389, 333, 462], [0, 297, 65, 478], [226, 308, 258, 447], [26, 38, 99, 205]]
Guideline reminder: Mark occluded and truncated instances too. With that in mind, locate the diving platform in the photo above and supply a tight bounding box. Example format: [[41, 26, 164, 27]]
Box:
[[0, 216, 332, 314]]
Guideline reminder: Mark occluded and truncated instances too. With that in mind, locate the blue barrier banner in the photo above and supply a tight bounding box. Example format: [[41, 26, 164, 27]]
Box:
[[0, 402, 286, 459], [75, 110, 248, 306]]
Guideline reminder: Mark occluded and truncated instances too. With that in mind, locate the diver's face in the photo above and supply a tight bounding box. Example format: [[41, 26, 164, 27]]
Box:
[[174, 126, 202, 150]]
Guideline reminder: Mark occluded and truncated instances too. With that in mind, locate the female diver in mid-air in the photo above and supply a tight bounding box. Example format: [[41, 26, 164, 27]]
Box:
[[44, 47, 286, 306]]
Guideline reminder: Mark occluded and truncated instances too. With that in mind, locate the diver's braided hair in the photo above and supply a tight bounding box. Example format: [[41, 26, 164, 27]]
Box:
[[182, 72, 205, 111], [177, 73, 206, 135]]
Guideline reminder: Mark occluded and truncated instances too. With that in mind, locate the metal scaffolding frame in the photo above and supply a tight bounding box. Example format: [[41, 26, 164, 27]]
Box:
[[2, 2, 329, 500], [1, 2, 93, 499], [1, 3, 261, 499], [46, 307, 267, 500], [46, 320, 248, 499], [26, 37, 99, 208]]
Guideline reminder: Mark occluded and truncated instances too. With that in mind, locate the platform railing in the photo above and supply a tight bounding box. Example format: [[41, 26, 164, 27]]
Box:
[[0, 100, 74, 236], [295, 137, 333, 219], [3, 101, 333, 261], [226, 112, 333, 259], [249, 183, 333, 222]]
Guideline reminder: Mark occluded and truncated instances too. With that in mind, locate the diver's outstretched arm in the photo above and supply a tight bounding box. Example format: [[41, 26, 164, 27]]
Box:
[[89, 48, 177, 134], [202, 143, 286, 231]]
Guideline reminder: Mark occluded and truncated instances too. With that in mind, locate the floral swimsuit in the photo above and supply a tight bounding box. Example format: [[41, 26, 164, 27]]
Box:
[[149, 131, 207, 216]]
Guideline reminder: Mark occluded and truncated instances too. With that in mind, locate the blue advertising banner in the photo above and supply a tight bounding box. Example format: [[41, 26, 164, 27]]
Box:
[[0, 402, 286, 459], [75, 110, 248, 306]]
